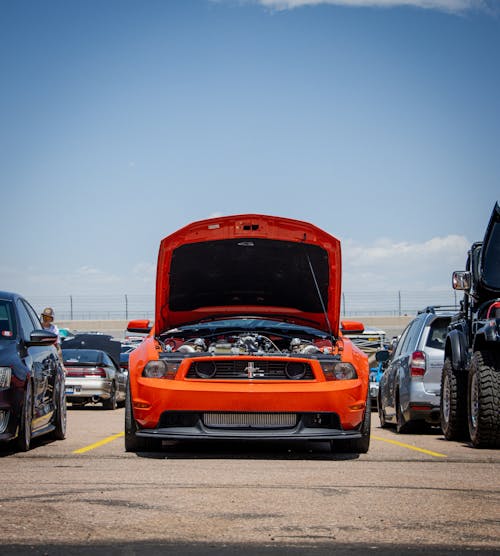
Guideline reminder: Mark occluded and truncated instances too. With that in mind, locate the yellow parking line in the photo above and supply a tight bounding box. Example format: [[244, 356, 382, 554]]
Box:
[[372, 435, 447, 458], [73, 432, 124, 454]]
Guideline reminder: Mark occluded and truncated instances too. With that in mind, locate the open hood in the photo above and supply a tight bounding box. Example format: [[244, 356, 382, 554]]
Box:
[[480, 202, 500, 293], [155, 214, 342, 336]]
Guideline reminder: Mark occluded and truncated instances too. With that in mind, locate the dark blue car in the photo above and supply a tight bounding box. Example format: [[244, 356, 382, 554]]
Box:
[[0, 291, 66, 451]]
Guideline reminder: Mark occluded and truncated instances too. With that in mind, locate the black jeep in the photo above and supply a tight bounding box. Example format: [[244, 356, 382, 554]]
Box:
[[440, 202, 500, 448]]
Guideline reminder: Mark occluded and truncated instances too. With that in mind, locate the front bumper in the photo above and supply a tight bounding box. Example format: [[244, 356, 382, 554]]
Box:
[[132, 376, 367, 433], [136, 412, 362, 441]]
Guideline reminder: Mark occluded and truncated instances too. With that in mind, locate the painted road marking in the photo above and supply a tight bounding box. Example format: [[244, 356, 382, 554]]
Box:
[[372, 435, 447, 458], [73, 432, 125, 454]]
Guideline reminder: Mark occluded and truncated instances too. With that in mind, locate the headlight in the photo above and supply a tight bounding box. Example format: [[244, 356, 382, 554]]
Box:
[[0, 367, 12, 388], [320, 361, 357, 381], [142, 359, 182, 379]]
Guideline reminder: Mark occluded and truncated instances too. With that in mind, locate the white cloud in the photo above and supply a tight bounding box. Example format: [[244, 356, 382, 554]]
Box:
[[342, 234, 470, 291], [253, 0, 490, 12]]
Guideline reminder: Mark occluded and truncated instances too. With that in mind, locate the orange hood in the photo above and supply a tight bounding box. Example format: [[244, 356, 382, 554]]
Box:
[[155, 214, 342, 336]]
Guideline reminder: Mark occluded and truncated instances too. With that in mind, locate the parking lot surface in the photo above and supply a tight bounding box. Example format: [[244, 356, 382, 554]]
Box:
[[1, 406, 499, 555]]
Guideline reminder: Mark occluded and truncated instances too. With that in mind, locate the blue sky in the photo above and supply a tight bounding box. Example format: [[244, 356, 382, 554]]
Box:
[[1, 0, 498, 298]]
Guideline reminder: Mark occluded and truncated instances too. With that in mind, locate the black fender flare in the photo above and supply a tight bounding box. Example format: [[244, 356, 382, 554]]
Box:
[[445, 329, 468, 371]]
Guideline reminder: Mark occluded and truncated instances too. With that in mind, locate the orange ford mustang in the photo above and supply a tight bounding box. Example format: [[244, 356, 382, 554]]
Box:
[[125, 214, 370, 453]]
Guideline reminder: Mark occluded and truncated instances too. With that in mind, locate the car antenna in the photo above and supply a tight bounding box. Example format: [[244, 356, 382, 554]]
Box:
[[303, 244, 335, 344]]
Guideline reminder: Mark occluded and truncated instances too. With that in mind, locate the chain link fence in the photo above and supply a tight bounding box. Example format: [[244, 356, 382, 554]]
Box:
[[25, 291, 461, 321]]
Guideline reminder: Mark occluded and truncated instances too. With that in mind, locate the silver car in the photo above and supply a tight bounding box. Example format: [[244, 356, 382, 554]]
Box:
[[63, 348, 126, 410], [378, 307, 454, 432]]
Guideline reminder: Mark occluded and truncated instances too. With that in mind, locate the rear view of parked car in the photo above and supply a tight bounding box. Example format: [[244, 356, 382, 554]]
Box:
[[62, 334, 126, 409], [378, 306, 454, 432], [0, 291, 66, 451]]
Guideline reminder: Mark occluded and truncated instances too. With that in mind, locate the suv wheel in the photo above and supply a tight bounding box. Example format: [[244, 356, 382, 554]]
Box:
[[378, 392, 388, 428], [440, 357, 468, 441], [468, 350, 500, 448], [395, 391, 410, 434]]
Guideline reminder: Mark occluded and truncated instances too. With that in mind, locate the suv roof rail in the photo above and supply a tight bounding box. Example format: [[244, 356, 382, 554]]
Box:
[[417, 305, 459, 315]]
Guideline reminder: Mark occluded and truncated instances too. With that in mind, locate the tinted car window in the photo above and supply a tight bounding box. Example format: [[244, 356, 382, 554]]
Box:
[[16, 299, 35, 341], [0, 300, 16, 339], [102, 352, 116, 368], [23, 300, 42, 330], [62, 349, 103, 364], [425, 317, 450, 350], [396, 318, 421, 357]]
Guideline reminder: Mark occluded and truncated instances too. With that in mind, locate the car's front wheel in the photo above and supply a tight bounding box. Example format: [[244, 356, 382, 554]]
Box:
[[124, 383, 160, 452], [17, 381, 33, 452], [331, 397, 371, 454], [51, 380, 67, 440]]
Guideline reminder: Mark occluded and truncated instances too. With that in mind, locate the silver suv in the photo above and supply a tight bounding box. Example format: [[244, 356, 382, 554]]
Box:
[[378, 307, 454, 433]]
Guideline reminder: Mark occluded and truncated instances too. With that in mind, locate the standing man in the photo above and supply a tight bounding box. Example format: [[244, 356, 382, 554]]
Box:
[[41, 307, 62, 360]]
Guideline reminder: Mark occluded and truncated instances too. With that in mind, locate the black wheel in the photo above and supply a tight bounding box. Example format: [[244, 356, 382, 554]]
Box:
[[124, 383, 160, 452], [440, 357, 468, 441], [102, 384, 117, 410], [378, 392, 388, 428], [468, 350, 500, 448], [51, 379, 67, 440], [395, 391, 410, 434], [331, 397, 371, 454], [17, 381, 33, 452]]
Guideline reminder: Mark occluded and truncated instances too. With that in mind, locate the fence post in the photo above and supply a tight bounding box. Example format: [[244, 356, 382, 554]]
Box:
[[70, 295, 73, 320], [398, 291, 401, 316], [125, 294, 128, 320]]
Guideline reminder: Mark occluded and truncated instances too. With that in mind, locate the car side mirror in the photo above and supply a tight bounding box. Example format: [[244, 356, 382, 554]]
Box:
[[127, 319, 152, 334], [27, 329, 58, 346], [452, 270, 471, 291], [340, 321, 365, 334], [375, 349, 390, 363]]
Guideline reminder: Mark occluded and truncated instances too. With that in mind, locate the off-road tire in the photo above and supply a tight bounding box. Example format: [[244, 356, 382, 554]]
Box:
[[441, 357, 468, 441], [124, 383, 160, 452], [17, 381, 33, 452], [331, 397, 371, 454], [103, 384, 117, 410], [468, 350, 500, 448], [51, 380, 67, 440]]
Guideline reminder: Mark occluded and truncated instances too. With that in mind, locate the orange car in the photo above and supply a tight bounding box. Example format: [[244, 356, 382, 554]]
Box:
[[125, 214, 370, 453]]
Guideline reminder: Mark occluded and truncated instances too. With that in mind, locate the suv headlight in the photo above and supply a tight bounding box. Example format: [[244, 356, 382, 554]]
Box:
[[320, 361, 357, 381], [0, 367, 12, 388], [142, 359, 182, 379]]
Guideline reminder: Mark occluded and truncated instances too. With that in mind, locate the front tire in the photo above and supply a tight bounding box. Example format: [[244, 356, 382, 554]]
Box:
[[124, 383, 160, 452], [51, 380, 67, 440], [331, 397, 371, 454], [17, 381, 33, 452], [440, 357, 468, 441], [468, 350, 500, 448]]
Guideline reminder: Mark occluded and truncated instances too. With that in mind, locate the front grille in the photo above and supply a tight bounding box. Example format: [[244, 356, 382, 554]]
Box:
[[203, 412, 297, 428], [186, 359, 314, 380]]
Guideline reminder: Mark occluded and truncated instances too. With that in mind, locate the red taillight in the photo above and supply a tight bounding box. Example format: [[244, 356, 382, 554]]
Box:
[[410, 351, 426, 377], [65, 366, 107, 378]]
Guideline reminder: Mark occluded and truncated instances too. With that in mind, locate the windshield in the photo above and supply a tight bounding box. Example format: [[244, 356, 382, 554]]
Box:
[[0, 300, 16, 340], [163, 318, 328, 339]]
